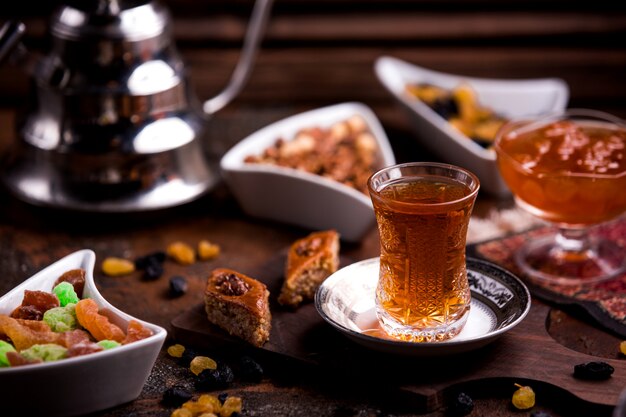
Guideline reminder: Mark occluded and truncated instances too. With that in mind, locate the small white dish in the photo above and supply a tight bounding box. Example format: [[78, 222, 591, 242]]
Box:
[[0, 250, 167, 417], [315, 257, 530, 356], [374, 56, 569, 197], [220, 102, 396, 242]]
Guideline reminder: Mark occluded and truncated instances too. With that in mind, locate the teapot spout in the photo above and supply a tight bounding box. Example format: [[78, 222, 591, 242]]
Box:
[[202, 0, 274, 115]]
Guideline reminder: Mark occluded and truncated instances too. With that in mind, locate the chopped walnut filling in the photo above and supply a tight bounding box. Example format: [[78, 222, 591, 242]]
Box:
[[295, 237, 323, 257], [214, 273, 250, 296], [243, 115, 379, 194]]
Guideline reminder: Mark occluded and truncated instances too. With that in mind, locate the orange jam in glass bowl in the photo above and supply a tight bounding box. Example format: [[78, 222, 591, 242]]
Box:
[[495, 116, 626, 226]]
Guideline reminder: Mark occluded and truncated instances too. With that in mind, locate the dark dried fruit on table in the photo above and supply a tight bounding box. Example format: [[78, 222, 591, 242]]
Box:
[[218, 362, 235, 384], [143, 262, 164, 281], [135, 251, 166, 270], [162, 386, 192, 407], [447, 392, 474, 416], [573, 361, 614, 380], [179, 347, 198, 367], [169, 276, 188, 297], [196, 368, 228, 391], [239, 355, 264, 382]]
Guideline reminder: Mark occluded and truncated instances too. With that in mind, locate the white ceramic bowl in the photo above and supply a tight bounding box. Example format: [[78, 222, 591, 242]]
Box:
[[220, 102, 396, 242], [0, 250, 167, 417], [374, 56, 569, 197]]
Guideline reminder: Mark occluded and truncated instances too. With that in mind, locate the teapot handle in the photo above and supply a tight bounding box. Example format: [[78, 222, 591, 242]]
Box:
[[202, 0, 274, 115], [0, 21, 26, 65]]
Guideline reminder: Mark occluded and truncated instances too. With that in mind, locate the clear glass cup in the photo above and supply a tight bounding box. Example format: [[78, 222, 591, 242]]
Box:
[[494, 109, 626, 285], [368, 162, 480, 342]]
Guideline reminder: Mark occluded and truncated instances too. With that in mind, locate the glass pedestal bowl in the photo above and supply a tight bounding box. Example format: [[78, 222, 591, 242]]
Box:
[[494, 109, 626, 285]]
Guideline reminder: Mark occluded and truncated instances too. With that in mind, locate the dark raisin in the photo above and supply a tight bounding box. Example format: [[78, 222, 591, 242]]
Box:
[[135, 251, 166, 269], [196, 369, 227, 391], [239, 355, 264, 382], [169, 276, 188, 297], [230, 413, 241, 417], [218, 392, 229, 404], [218, 362, 235, 384], [179, 347, 198, 367], [161, 386, 192, 407], [143, 262, 164, 281], [430, 97, 459, 120], [530, 412, 553, 417], [573, 361, 614, 380], [447, 392, 474, 416]]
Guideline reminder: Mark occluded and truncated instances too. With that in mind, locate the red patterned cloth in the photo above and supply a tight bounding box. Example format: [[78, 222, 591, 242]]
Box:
[[471, 217, 626, 337]]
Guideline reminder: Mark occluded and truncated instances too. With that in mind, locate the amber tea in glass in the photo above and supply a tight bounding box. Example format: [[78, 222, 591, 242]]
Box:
[[368, 162, 479, 342]]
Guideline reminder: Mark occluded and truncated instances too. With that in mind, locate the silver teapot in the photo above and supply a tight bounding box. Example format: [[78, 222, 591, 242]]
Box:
[[0, 0, 273, 211]]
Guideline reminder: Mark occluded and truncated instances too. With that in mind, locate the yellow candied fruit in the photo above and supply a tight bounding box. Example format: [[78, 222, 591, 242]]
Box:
[[101, 257, 136, 276], [167, 242, 196, 265], [220, 396, 243, 417], [190, 355, 218, 375], [167, 344, 185, 358], [171, 408, 193, 417], [620, 341, 626, 355], [198, 240, 221, 260], [198, 394, 221, 414], [197, 413, 218, 417]]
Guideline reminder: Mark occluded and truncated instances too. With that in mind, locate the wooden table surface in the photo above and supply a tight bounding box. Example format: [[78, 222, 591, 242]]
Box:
[[1, 101, 625, 417]]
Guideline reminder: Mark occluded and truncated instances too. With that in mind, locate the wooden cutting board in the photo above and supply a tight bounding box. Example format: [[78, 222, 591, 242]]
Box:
[[171, 253, 626, 414]]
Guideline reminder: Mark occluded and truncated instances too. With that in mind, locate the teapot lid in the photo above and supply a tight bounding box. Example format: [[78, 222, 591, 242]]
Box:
[[52, 0, 169, 41]]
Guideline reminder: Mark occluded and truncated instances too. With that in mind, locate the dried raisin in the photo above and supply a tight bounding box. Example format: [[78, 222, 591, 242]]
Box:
[[169, 276, 188, 297], [448, 392, 474, 416], [190, 355, 218, 375], [573, 361, 614, 380], [512, 384, 535, 410], [162, 386, 193, 407], [102, 257, 136, 276]]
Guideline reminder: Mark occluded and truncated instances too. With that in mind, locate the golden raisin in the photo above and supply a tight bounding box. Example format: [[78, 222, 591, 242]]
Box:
[[182, 399, 213, 415], [190, 355, 217, 375], [620, 341, 626, 355], [102, 257, 136, 276], [167, 242, 195, 265], [198, 240, 221, 260], [512, 383, 535, 410], [197, 413, 218, 417], [167, 343, 185, 358], [197, 394, 221, 413], [171, 408, 193, 417], [220, 396, 242, 417]]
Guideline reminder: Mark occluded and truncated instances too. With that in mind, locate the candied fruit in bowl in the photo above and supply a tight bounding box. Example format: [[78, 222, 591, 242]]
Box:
[[0, 250, 167, 417]]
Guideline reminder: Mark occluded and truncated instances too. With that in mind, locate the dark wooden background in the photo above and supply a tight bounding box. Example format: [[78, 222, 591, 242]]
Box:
[[1, 0, 626, 130]]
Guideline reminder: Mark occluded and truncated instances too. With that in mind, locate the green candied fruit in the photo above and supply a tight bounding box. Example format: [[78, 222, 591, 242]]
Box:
[[0, 340, 17, 367], [97, 340, 121, 350], [43, 303, 77, 332], [53, 281, 79, 306], [20, 344, 68, 362]]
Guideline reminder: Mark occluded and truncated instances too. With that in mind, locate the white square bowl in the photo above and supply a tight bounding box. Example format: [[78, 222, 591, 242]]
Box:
[[0, 250, 167, 417], [220, 102, 396, 242], [374, 56, 569, 197]]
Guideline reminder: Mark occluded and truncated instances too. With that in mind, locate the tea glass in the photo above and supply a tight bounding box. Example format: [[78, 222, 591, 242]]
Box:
[[494, 109, 626, 285], [368, 162, 480, 342]]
